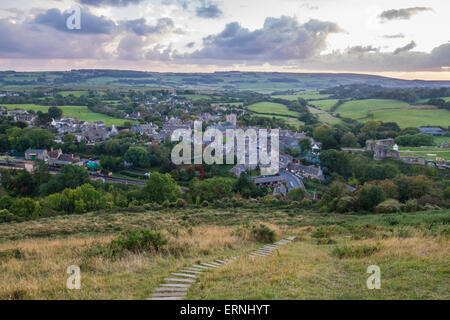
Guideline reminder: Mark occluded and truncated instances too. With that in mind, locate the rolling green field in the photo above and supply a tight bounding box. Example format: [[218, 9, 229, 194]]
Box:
[[398, 147, 450, 161], [1, 104, 127, 126], [272, 90, 332, 101], [333, 99, 450, 128], [180, 94, 212, 101], [57, 91, 89, 97], [309, 99, 340, 111], [248, 101, 299, 117], [307, 107, 342, 125], [366, 109, 450, 128], [252, 114, 303, 129], [335, 99, 412, 118]]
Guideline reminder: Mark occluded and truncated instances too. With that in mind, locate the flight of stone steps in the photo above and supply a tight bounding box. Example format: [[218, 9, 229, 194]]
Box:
[[147, 236, 296, 300]]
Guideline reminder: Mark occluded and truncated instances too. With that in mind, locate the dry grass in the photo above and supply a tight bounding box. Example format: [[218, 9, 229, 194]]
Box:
[[187, 233, 450, 300], [0, 225, 271, 300]]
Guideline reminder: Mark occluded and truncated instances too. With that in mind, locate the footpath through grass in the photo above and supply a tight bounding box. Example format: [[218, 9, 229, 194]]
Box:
[[0, 208, 448, 299]]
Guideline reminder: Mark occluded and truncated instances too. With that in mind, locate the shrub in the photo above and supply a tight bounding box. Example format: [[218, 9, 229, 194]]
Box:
[[332, 244, 381, 259], [404, 199, 421, 212], [233, 223, 276, 243], [287, 187, 305, 201], [0, 209, 21, 223], [175, 199, 187, 208], [358, 184, 386, 211], [375, 199, 403, 213], [336, 196, 355, 213], [106, 229, 168, 258], [251, 224, 275, 243]]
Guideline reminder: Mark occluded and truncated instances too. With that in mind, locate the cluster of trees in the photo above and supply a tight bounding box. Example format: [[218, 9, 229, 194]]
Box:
[[394, 133, 435, 147], [321, 84, 450, 104], [321, 175, 449, 213]]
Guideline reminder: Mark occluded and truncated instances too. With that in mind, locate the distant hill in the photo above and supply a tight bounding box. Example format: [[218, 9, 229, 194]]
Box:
[[1, 70, 449, 91]]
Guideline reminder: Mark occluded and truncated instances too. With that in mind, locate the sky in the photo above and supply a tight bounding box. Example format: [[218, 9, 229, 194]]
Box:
[[0, 0, 449, 80]]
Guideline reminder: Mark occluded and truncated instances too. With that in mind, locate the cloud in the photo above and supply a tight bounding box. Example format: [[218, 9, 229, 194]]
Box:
[[393, 41, 416, 55], [123, 17, 176, 36], [382, 33, 405, 39], [347, 45, 379, 54], [0, 17, 113, 59], [76, 0, 144, 7], [186, 42, 195, 48], [179, 16, 342, 63], [303, 42, 450, 72], [34, 8, 116, 34], [379, 7, 433, 21], [196, 3, 223, 18]]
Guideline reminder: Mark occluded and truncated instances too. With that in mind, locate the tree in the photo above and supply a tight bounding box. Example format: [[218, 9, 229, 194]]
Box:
[[60, 165, 90, 189], [125, 147, 150, 167], [340, 132, 358, 148], [144, 172, 182, 204], [189, 177, 234, 202], [357, 184, 386, 211], [233, 173, 264, 198], [287, 187, 305, 201], [48, 106, 63, 120], [298, 138, 312, 153]]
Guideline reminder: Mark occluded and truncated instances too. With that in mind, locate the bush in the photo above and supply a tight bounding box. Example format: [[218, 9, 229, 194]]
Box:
[[336, 196, 355, 213], [0, 209, 21, 223], [375, 199, 403, 213], [287, 187, 305, 201], [232, 223, 276, 243], [332, 244, 381, 259], [404, 199, 421, 212], [358, 184, 386, 211], [106, 229, 168, 258], [251, 224, 275, 243]]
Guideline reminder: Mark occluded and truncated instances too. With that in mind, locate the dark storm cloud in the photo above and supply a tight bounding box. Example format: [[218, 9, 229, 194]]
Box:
[[379, 7, 433, 21], [76, 0, 144, 7], [179, 16, 342, 62], [34, 8, 116, 34], [123, 17, 175, 36], [393, 41, 416, 54], [196, 4, 223, 18]]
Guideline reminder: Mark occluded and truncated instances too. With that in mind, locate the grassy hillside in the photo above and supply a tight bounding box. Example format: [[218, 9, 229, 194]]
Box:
[[0, 207, 448, 300], [334, 99, 450, 127], [2, 70, 450, 91], [247, 102, 299, 117], [309, 99, 340, 111], [1, 104, 127, 126]]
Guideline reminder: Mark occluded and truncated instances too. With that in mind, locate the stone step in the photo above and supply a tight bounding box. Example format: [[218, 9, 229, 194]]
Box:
[[179, 269, 204, 275], [151, 292, 186, 298], [164, 278, 196, 283], [192, 264, 209, 269], [154, 287, 188, 292], [201, 263, 218, 268], [208, 262, 222, 267], [183, 267, 204, 272], [160, 283, 191, 288], [171, 273, 197, 278], [215, 259, 226, 264], [148, 296, 183, 300]]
